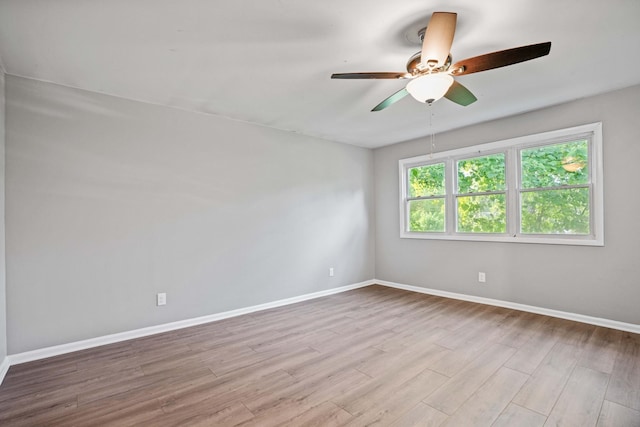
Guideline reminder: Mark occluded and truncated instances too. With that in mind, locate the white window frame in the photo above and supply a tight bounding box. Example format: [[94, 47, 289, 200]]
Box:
[[399, 122, 604, 246]]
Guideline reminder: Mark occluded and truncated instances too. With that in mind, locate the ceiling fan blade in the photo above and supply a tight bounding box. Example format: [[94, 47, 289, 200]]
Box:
[[450, 42, 551, 76], [421, 12, 457, 68], [444, 80, 477, 106], [372, 88, 409, 111], [331, 72, 412, 79]]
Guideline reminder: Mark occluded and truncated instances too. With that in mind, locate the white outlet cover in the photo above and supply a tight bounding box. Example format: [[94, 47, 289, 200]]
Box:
[[157, 293, 167, 306]]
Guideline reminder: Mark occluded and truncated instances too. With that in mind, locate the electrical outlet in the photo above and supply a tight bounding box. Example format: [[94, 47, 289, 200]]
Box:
[[329, 267, 334, 277], [478, 272, 486, 283], [157, 292, 167, 306]]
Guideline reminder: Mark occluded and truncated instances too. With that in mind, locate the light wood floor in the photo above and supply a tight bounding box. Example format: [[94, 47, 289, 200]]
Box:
[[1, 285, 639, 426]]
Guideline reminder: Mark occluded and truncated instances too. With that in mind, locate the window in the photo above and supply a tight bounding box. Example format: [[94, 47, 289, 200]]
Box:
[[407, 163, 446, 233], [399, 123, 603, 246], [456, 153, 506, 234], [519, 140, 590, 235]]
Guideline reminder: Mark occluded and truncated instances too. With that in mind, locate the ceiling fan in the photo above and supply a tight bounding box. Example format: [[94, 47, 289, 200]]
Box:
[[331, 12, 551, 111]]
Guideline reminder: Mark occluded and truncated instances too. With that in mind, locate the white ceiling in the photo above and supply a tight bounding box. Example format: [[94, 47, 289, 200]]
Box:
[[0, 0, 639, 148]]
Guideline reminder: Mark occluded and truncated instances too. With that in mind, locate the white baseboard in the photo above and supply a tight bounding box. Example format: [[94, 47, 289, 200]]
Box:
[[0, 356, 9, 385], [376, 279, 640, 335], [7, 279, 374, 367]]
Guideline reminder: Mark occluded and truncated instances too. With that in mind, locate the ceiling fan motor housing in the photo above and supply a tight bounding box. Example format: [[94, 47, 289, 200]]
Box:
[[406, 52, 452, 75]]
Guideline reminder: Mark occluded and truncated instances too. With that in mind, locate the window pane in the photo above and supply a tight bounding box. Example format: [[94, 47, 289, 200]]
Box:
[[521, 140, 588, 189], [521, 188, 590, 234], [409, 199, 445, 232], [408, 163, 445, 198], [457, 194, 506, 233], [457, 153, 505, 194]]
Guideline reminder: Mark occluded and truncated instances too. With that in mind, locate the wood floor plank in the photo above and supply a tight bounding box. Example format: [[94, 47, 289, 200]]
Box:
[[153, 401, 255, 427], [556, 319, 596, 350], [0, 360, 79, 401], [513, 342, 581, 415], [374, 326, 449, 353], [286, 343, 384, 380], [0, 394, 77, 426], [160, 369, 295, 415], [43, 372, 172, 427], [440, 367, 529, 426], [424, 343, 517, 415], [544, 365, 610, 427], [197, 344, 256, 367], [334, 365, 447, 418], [356, 341, 448, 378], [597, 400, 640, 427], [292, 369, 372, 410], [605, 332, 640, 411], [426, 337, 493, 378], [243, 367, 370, 414], [236, 398, 313, 427], [309, 326, 395, 355], [78, 366, 215, 410], [279, 401, 354, 426], [389, 402, 448, 427], [342, 369, 449, 426], [504, 317, 565, 374], [497, 312, 550, 349], [0, 285, 636, 426], [0, 363, 147, 409], [492, 403, 547, 427], [210, 346, 319, 378], [435, 307, 511, 351], [428, 300, 488, 331], [51, 397, 164, 427], [75, 366, 148, 404]]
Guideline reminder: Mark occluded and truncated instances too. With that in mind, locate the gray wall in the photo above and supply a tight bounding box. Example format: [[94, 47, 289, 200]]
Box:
[[374, 84, 640, 325], [5, 75, 375, 354], [0, 71, 6, 361]]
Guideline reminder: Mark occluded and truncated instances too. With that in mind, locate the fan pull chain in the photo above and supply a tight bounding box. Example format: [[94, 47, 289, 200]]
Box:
[[429, 103, 435, 158]]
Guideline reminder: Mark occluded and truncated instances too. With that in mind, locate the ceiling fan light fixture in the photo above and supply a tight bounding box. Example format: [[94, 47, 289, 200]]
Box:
[[406, 73, 454, 104]]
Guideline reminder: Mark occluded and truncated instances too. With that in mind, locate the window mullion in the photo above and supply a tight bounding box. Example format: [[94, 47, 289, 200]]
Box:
[[407, 195, 446, 202], [455, 190, 507, 197], [588, 137, 595, 238], [507, 148, 519, 237], [446, 159, 456, 235], [520, 184, 591, 193]]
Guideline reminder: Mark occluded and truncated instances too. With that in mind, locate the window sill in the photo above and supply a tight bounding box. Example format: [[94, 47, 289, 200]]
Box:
[[400, 232, 603, 247]]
